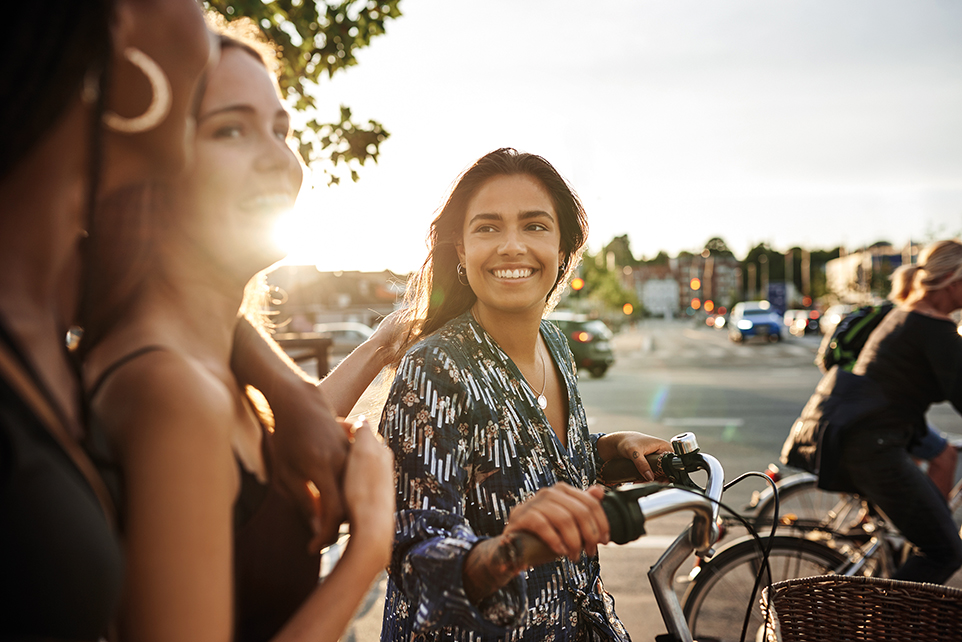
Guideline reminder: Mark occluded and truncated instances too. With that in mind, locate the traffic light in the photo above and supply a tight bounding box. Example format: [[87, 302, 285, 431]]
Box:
[[690, 277, 701, 290], [570, 277, 585, 296], [704, 300, 714, 313], [691, 298, 701, 310], [622, 303, 633, 315]]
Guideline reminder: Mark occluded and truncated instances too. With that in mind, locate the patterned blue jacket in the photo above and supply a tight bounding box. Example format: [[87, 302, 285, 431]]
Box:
[[378, 311, 630, 641]]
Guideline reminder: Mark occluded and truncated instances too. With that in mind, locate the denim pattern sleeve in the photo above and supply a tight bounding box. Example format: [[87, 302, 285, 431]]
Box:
[[380, 339, 526, 636]]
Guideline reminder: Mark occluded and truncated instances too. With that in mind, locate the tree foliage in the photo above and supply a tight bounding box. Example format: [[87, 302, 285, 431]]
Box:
[[206, 0, 402, 184], [574, 250, 640, 317], [704, 236, 733, 257]]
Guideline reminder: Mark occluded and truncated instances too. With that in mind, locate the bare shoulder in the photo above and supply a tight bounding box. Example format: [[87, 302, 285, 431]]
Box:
[[91, 348, 236, 457]]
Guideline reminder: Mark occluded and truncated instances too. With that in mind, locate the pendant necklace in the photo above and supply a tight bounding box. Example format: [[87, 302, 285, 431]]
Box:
[[535, 344, 548, 410]]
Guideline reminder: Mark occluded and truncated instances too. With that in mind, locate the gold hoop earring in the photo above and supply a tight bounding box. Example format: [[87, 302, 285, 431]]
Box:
[[457, 263, 470, 286], [104, 48, 171, 134]]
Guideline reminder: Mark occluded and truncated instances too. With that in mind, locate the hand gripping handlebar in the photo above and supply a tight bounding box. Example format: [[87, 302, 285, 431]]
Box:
[[512, 432, 724, 563]]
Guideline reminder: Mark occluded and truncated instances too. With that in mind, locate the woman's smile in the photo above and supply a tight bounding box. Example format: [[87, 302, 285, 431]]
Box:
[[492, 267, 535, 280]]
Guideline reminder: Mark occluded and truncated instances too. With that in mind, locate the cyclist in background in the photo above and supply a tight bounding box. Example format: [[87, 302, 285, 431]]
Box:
[[839, 239, 962, 584]]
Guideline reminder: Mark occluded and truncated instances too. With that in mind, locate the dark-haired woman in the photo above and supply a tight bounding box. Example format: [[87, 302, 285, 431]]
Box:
[[0, 1, 210, 639], [379, 148, 669, 641]]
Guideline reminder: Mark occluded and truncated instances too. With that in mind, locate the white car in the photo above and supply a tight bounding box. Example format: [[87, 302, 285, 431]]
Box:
[[312, 321, 374, 361]]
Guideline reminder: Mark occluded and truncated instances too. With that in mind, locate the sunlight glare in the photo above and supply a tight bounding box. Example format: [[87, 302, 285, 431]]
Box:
[[273, 191, 326, 266]]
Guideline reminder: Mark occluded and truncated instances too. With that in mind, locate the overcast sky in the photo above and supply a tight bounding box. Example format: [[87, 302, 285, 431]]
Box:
[[277, 0, 962, 273]]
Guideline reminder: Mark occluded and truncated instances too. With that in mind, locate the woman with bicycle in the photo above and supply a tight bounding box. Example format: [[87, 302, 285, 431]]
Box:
[[836, 239, 962, 584], [377, 148, 671, 641]]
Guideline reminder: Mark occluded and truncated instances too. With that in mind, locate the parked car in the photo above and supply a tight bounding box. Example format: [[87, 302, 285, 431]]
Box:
[[546, 313, 615, 378], [783, 309, 821, 337], [728, 301, 782, 343], [312, 321, 374, 362]]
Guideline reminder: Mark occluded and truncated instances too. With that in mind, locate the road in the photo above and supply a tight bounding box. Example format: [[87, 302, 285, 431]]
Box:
[[342, 319, 962, 641]]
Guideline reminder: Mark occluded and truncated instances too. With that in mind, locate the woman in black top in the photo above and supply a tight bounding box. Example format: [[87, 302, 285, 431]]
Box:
[[0, 2, 211, 639], [841, 239, 962, 584]]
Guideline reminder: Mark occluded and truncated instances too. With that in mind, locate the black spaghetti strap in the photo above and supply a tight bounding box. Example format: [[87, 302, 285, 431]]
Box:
[[86, 345, 168, 401]]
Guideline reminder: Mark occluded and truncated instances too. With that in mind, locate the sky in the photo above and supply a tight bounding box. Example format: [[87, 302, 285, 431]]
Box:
[[275, 0, 962, 274]]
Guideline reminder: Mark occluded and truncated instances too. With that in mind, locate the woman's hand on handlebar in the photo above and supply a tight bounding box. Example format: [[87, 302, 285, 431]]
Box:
[[462, 483, 608, 604], [503, 483, 610, 560], [596, 432, 673, 482]]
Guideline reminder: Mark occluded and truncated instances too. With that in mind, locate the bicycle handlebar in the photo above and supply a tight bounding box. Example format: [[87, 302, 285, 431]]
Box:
[[509, 433, 724, 565]]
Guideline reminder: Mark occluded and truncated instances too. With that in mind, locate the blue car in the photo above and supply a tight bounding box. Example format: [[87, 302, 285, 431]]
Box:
[[728, 301, 782, 343]]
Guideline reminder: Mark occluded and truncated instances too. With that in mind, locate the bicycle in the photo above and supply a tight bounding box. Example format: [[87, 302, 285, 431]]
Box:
[[678, 441, 962, 642], [524, 431, 782, 642]]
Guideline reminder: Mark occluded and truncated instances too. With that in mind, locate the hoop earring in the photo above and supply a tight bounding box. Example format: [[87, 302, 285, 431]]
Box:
[[103, 48, 171, 134], [457, 263, 470, 286]]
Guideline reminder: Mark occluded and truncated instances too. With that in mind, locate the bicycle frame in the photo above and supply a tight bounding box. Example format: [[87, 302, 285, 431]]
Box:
[[641, 450, 725, 642]]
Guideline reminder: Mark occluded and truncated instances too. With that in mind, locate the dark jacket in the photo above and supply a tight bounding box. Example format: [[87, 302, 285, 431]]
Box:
[[780, 366, 890, 492]]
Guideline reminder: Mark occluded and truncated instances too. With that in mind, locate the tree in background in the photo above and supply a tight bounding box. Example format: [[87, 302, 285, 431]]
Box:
[[207, 0, 402, 185], [604, 234, 640, 268], [573, 248, 642, 322], [703, 236, 734, 258]]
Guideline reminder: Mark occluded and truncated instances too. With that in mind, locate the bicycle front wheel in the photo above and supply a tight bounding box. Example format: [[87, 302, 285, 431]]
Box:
[[682, 535, 848, 642]]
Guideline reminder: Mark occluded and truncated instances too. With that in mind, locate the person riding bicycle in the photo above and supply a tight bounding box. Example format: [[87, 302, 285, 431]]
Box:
[[810, 240, 962, 584]]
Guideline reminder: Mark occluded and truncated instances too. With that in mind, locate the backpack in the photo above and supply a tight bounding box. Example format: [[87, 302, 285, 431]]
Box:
[[815, 302, 894, 374]]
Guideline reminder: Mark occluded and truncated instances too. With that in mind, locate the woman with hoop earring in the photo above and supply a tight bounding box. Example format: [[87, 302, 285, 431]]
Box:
[[0, 1, 211, 639]]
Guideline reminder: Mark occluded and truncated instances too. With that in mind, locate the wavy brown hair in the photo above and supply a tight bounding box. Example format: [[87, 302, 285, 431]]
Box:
[[391, 148, 588, 366]]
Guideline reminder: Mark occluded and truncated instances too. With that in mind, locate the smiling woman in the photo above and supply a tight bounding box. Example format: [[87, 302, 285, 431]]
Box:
[[79, 22, 396, 642], [377, 148, 672, 642]]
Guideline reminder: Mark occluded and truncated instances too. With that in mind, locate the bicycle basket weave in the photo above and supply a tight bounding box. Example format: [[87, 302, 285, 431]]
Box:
[[760, 575, 962, 642]]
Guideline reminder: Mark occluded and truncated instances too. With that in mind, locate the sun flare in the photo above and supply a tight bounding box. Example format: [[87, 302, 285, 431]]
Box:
[[272, 192, 326, 266]]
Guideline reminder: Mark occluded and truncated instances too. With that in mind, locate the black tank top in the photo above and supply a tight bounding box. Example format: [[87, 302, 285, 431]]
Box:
[[86, 345, 321, 642], [0, 322, 123, 640]]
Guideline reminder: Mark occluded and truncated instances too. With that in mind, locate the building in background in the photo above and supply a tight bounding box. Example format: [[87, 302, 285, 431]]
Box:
[[824, 243, 910, 304], [620, 252, 741, 318]]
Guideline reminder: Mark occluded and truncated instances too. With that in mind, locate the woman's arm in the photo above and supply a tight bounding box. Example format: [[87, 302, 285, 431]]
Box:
[[462, 483, 610, 603], [317, 310, 402, 418], [96, 353, 239, 642], [231, 317, 349, 550], [381, 345, 529, 634], [273, 421, 395, 642]]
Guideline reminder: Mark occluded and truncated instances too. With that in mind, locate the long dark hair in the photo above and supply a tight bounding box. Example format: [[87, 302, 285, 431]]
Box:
[[0, 1, 113, 182], [393, 148, 588, 365]]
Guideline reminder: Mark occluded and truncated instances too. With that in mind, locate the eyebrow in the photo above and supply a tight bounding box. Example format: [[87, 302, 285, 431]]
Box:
[[197, 104, 290, 125], [467, 210, 554, 225]]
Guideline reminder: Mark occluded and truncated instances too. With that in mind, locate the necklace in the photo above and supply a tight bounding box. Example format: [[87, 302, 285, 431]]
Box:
[[470, 308, 547, 409], [535, 344, 548, 410]]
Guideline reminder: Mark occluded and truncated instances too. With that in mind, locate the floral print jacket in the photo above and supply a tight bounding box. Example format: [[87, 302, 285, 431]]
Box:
[[378, 311, 630, 642]]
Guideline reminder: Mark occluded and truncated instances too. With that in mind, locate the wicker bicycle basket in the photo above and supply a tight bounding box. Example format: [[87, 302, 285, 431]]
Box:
[[760, 575, 962, 642]]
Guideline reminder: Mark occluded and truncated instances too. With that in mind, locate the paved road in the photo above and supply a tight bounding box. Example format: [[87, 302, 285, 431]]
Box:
[[342, 319, 962, 641]]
